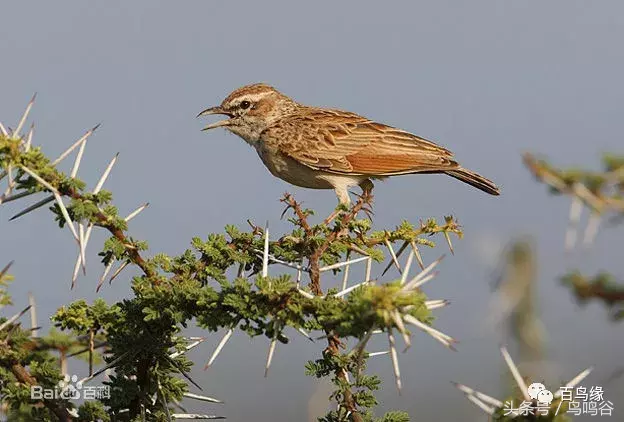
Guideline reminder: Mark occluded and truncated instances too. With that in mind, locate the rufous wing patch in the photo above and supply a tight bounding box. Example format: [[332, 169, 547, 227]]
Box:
[[345, 152, 459, 175]]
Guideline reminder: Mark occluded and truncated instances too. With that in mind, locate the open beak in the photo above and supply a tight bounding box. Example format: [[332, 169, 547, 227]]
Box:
[[196, 106, 234, 131]]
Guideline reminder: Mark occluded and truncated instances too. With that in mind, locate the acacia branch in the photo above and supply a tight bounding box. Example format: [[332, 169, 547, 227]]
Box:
[[524, 152, 624, 213], [294, 193, 372, 422], [61, 187, 155, 279]]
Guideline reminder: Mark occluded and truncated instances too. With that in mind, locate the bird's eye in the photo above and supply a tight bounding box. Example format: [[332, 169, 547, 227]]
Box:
[[240, 100, 251, 109]]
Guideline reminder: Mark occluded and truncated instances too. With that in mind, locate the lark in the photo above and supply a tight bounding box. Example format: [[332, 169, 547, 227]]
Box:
[[198, 83, 500, 205]]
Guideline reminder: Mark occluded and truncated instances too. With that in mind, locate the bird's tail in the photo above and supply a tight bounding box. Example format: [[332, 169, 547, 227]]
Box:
[[446, 167, 500, 196]]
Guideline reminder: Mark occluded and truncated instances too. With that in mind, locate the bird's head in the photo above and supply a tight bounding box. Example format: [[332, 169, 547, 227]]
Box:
[[197, 83, 297, 143]]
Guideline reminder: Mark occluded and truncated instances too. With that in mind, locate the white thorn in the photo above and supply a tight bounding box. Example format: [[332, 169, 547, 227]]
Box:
[[453, 382, 503, 408], [262, 221, 269, 278], [388, 330, 402, 393], [93, 153, 119, 193], [443, 231, 454, 255], [464, 393, 495, 415], [0, 305, 32, 331], [25, 124, 34, 152], [254, 250, 303, 271], [20, 165, 59, 194], [342, 368, 350, 384], [0, 122, 7, 136], [500, 346, 530, 401], [6, 164, 15, 194], [341, 254, 350, 291], [14, 94, 36, 139], [403, 272, 437, 292], [391, 310, 411, 351], [74, 221, 98, 287], [70, 136, 87, 178], [425, 299, 450, 310], [565, 196, 583, 250], [79, 223, 87, 275], [169, 338, 207, 359], [403, 255, 444, 291], [297, 289, 315, 299], [410, 241, 426, 269], [182, 392, 223, 404], [53, 192, 79, 241], [125, 202, 149, 222], [204, 328, 233, 369], [320, 256, 369, 273], [333, 280, 369, 298], [28, 293, 38, 338], [157, 381, 171, 420], [403, 314, 455, 349], [51, 125, 99, 166], [554, 367, 593, 398], [109, 261, 130, 284], [296, 327, 314, 342], [582, 213, 600, 246], [84, 223, 95, 250], [97, 261, 114, 290], [364, 256, 372, 282], [400, 251, 414, 285], [367, 350, 390, 357], [264, 333, 278, 377], [71, 253, 81, 289], [384, 239, 402, 274], [78, 350, 132, 386], [349, 329, 374, 357]]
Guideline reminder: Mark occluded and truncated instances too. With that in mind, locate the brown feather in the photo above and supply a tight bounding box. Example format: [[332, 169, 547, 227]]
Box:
[[263, 107, 458, 175], [445, 168, 500, 195]]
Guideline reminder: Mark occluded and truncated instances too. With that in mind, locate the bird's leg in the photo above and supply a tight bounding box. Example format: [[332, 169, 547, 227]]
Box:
[[359, 179, 374, 198], [357, 179, 375, 220], [323, 187, 351, 226]]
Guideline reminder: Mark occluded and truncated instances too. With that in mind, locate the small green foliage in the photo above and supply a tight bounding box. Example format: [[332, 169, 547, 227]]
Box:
[[0, 265, 13, 307], [561, 271, 624, 320], [77, 401, 110, 422]]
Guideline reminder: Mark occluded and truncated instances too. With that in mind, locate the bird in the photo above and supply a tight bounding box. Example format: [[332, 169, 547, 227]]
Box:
[[198, 83, 500, 206]]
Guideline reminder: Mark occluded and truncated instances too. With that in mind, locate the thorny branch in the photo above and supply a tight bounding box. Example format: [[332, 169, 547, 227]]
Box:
[[285, 192, 372, 422], [524, 152, 624, 318], [61, 186, 155, 279], [524, 152, 624, 215]]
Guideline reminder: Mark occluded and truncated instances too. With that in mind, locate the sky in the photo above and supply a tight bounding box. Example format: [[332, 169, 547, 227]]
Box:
[[1, 1, 623, 420]]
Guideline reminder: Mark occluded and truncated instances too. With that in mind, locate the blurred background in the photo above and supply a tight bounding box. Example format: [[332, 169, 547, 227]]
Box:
[[1, 1, 622, 420]]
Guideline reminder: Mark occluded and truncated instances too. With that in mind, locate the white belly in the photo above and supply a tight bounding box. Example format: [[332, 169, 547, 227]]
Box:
[[254, 146, 366, 191]]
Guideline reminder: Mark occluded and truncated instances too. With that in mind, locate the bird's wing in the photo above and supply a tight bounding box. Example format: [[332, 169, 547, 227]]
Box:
[[261, 108, 460, 175]]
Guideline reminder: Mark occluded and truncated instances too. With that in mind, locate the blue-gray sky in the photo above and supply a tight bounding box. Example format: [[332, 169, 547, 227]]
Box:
[[1, 1, 623, 420]]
